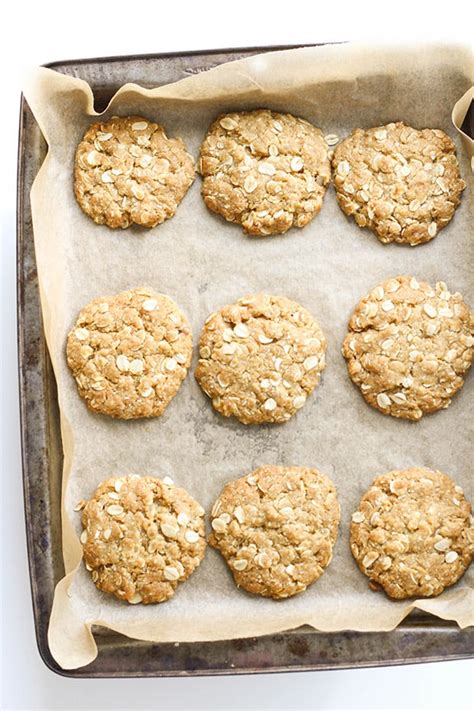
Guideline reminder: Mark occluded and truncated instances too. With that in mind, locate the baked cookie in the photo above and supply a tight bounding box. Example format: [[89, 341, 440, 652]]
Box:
[[350, 467, 473, 599], [74, 116, 195, 228], [209, 466, 340, 599], [332, 122, 465, 246], [67, 287, 192, 419], [78, 475, 206, 604], [342, 276, 474, 420], [195, 294, 327, 424], [199, 110, 331, 236]]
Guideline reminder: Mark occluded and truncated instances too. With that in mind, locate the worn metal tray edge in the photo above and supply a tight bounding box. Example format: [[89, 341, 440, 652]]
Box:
[[43, 44, 317, 69], [17, 45, 474, 678]]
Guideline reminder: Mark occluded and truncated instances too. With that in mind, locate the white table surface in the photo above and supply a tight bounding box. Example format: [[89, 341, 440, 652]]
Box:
[[1, 3, 472, 709]]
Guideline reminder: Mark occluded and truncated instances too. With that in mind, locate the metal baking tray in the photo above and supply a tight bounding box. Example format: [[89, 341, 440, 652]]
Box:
[[17, 46, 474, 677]]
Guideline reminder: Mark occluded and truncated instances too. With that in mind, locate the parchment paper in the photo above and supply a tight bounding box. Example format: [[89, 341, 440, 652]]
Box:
[[23, 43, 473, 670]]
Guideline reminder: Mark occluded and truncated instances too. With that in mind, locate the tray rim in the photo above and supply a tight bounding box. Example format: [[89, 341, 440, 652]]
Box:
[[43, 43, 320, 70], [17, 44, 474, 678]]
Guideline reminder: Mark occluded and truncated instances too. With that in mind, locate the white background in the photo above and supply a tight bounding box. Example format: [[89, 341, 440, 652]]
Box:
[[1, 2, 472, 709]]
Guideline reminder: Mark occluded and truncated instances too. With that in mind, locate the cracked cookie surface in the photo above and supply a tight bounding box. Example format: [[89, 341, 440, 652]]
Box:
[[350, 467, 473, 599], [332, 122, 465, 245], [79, 475, 206, 604], [195, 294, 327, 424], [74, 116, 195, 228], [67, 287, 192, 419], [342, 276, 474, 420], [209, 466, 340, 599], [199, 110, 331, 236]]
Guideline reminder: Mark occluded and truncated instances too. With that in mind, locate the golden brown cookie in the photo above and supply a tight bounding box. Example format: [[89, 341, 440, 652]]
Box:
[[350, 467, 473, 599], [342, 276, 474, 420], [67, 287, 192, 419], [209, 466, 340, 599], [74, 116, 195, 228], [199, 110, 331, 236], [195, 294, 327, 424], [332, 122, 465, 245], [78, 475, 206, 604]]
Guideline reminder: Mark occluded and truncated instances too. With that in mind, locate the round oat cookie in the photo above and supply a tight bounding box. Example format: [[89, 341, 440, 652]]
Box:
[[332, 122, 465, 245], [209, 466, 340, 599], [66, 287, 192, 419], [74, 116, 195, 229], [195, 294, 327, 424], [350, 467, 473, 599], [199, 110, 331, 236], [342, 275, 474, 420], [78, 475, 206, 604]]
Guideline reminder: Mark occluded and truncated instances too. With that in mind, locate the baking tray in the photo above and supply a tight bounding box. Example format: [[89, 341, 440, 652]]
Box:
[[17, 46, 474, 678]]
